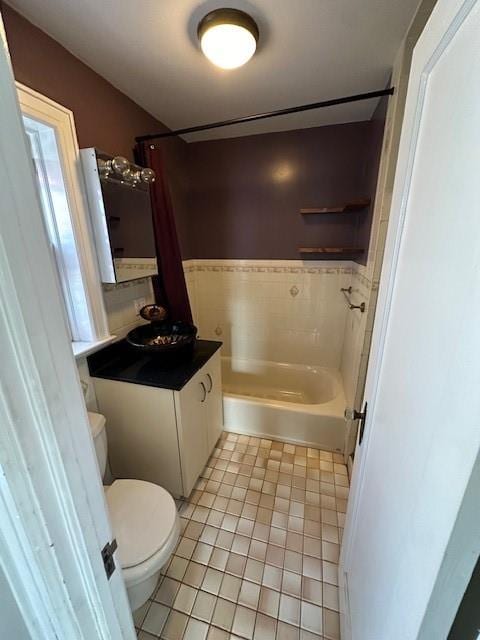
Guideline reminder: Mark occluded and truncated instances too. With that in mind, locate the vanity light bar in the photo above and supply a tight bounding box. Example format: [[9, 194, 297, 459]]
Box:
[[97, 156, 155, 184]]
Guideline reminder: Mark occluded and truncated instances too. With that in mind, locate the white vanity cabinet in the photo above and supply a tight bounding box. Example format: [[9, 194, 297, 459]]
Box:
[[92, 348, 222, 498]]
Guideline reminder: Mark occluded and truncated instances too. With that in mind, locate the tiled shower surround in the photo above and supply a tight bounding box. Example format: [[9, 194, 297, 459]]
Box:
[[184, 260, 372, 407], [184, 260, 353, 369], [340, 268, 375, 409], [135, 431, 347, 640]]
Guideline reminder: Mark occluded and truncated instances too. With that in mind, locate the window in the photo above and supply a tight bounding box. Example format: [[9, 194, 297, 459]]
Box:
[[23, 115, 85, 339], [17, 83, 112, 356]]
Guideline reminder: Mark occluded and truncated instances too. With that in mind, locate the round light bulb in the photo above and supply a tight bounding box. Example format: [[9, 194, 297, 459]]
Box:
[[141, 168, 156, 183], [198, 9, 259, 70], [97, 158, 110, 177], [200, 23, 257, 69], [112, 156, 130, 175]]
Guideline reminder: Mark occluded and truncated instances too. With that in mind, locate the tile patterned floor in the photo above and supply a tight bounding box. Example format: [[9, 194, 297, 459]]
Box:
[[134, 432, 348, 640]]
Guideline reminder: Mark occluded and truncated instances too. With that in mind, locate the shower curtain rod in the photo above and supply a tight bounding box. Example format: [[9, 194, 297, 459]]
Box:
[[136, 87, 394, 144]]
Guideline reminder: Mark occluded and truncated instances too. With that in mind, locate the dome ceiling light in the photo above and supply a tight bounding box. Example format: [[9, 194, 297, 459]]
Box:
[[197, 8, 259, 70]]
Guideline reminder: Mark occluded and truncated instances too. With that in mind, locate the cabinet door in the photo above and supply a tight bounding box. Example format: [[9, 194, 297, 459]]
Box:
[[203, 350, 223, 452], [93, 378, 183, 497], [174, 368, 209, 498]]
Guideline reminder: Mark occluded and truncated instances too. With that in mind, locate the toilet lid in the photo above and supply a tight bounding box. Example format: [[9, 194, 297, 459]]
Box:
[[105, 479, 177, 569]]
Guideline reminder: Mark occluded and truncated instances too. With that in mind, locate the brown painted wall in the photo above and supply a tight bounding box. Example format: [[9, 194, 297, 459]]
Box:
[[2, 3, 166, 160], [184, 120, 384, 262], [2, 3, 192, 257], [3, 3, 384, 263]]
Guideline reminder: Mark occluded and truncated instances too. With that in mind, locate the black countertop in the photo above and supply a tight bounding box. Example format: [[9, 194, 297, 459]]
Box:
[[87, 339, 222, 391]]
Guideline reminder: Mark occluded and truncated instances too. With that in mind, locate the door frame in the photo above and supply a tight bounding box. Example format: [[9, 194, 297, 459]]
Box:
[[0, 16, 135, 640], [339, 0, 480, 638]]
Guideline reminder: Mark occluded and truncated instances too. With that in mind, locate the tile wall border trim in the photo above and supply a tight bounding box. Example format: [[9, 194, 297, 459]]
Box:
[[352, 267, 379, 292], [183, 259, 355, 276], [102, 277, 151, 292]]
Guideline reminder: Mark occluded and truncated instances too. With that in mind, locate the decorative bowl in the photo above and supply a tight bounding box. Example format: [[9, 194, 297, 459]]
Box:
[[126, 320, 197, 358]]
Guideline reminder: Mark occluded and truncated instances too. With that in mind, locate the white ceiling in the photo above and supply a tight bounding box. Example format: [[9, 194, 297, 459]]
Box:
[[7, 0, 420, 141]]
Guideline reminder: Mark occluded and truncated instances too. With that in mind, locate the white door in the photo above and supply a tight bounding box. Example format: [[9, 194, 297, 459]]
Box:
[[0, 16, 135, 640], [340, 1, 480, 639]]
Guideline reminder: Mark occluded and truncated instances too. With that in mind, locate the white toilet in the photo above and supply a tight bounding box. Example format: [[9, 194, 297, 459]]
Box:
[[88, 411, 180, 611]]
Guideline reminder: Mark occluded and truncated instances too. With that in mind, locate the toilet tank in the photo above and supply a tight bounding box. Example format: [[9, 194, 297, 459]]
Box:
[[87, 411, 108, 479]]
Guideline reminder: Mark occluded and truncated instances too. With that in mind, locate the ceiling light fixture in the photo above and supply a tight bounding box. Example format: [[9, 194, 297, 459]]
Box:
[[198, 8, 259, 70]]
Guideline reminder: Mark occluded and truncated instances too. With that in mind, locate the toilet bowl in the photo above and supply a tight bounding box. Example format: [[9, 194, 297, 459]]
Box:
[[88, 411, 179, 611]]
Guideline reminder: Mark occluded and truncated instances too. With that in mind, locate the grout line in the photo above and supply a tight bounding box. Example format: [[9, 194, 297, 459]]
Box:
[[139, 431, 343, 639]]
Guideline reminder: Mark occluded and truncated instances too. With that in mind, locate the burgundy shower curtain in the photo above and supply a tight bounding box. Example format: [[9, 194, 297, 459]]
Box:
[[136, 143, 192, 324]]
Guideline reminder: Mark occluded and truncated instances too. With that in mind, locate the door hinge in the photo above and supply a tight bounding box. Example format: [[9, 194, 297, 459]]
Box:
[[358, 402, 368, 445], [101, 539, 118, 580], [345, 402, 368, 445]]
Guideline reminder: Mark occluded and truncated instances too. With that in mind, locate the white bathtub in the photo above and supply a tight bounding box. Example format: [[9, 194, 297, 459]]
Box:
[[222, 357, 346, 452]]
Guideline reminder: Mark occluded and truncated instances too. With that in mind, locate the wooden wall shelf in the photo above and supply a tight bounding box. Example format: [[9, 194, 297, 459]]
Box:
[[298, 247, 365, 255], [300, 198, 371, 215]]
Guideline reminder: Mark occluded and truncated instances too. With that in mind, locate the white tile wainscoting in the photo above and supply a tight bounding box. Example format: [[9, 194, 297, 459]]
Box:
[[184, 261, 355, 371], [185, 259, 371, 399], [340, 268, 377, 408], [102, 277, 155, 339], [76, 277, 155, 413]]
